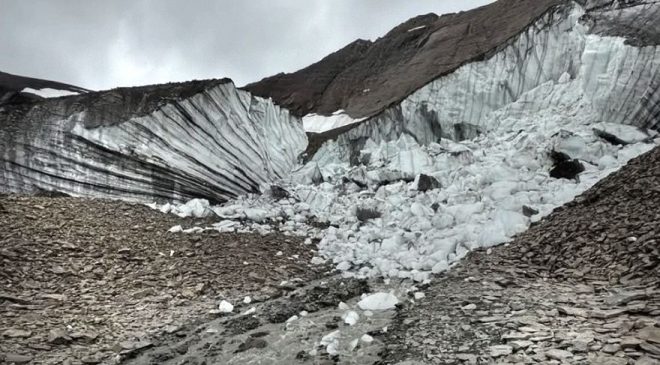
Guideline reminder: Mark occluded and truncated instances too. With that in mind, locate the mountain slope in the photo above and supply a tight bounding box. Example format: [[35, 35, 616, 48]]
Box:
[[305, 0, 660, 161], [246, 0, 660, 123]]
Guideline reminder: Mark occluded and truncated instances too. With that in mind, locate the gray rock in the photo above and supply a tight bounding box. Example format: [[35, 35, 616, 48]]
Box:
[[510, 340, 533, 351], [2, 329, 32, 338], [455, 353, 477, 362], [522, 205, 539, 217], [593, 128, 630, 146], [269, 185, 290, 200], [558, 306, 589, 318], [590, 355, 629, 365], [356, 207, 382, 222], [545, 348, 572, 360], [502, 332, 531, 341], [602, 343, 621, 354], [119, 340, 153, 353], [621, 337, 643, 349], [489, 345, 513, 357], [589, 308, 627, 319], [235, 338, 268, 353], [636, 356, 660, 365], [48, 329, 72, 345], [638, 327, 660, 344], [479, 316, 504, 323], [3, 353, 33, 364], [416, 174, 441, 192], [0, 293, 31, 305], [604, 291, 648, 306], [572, 340, 590, 353], [640, 341, 660, 356], [550, 158, 585, 180]]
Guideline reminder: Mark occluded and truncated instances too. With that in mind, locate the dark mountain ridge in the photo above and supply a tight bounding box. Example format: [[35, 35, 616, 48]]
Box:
[[0, 71, 89, 105], [245, 0, 660, 120]]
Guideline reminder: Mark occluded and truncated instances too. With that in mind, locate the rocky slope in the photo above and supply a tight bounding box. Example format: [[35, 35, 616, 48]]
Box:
[[0, 80, 306, 203], [0, 194, 323, 364]]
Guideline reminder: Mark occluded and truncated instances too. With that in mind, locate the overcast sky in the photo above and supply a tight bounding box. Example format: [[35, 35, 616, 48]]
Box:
[[1, 0, 493, 91]]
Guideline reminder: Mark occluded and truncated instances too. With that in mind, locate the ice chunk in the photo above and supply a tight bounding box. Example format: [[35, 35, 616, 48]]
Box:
[[342, 311, 359, 326], [174, 199, 212, 218], [218, 300, 234, 313], [167, 225, 183, 233], [244, 208, 270, 222], [320, 330, 341, 356], [357, 292, 399, 311]]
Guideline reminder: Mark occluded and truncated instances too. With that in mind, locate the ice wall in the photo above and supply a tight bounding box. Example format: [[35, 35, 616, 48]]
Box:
[[0, 82, 307, 203]]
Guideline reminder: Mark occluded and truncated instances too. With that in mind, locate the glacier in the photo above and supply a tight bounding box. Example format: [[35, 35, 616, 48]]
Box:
[[2, 0, 658, 281], [0, 80, 306, 203], [158, 1, 660, 281]]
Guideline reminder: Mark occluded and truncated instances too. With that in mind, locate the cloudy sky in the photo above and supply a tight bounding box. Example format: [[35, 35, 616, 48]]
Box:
[[1, 0, 492, 91]]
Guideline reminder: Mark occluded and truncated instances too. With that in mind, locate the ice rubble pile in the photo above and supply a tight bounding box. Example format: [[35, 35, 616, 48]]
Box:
[[160, 104, 657, 280], [158, 2, 660, 280]]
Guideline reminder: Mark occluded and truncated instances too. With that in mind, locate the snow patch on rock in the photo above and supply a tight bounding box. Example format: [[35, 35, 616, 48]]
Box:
[[303, 110, 366, 133], [21, 87, 80, 98]]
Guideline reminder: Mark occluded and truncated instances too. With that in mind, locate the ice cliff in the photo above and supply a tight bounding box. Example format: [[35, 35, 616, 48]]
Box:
[[0, 80, 306, 203]]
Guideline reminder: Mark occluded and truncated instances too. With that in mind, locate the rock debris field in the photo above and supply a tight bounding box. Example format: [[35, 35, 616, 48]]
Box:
[[0, 196, 324, 364]]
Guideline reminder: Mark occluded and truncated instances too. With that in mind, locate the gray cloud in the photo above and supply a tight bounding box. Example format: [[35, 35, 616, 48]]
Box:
[[0, 0, 493, 90]]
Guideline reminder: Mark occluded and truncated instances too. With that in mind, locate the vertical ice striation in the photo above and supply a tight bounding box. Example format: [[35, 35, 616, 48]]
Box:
[[0, 81, 307, 203], [313, 2, 660, 163]]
